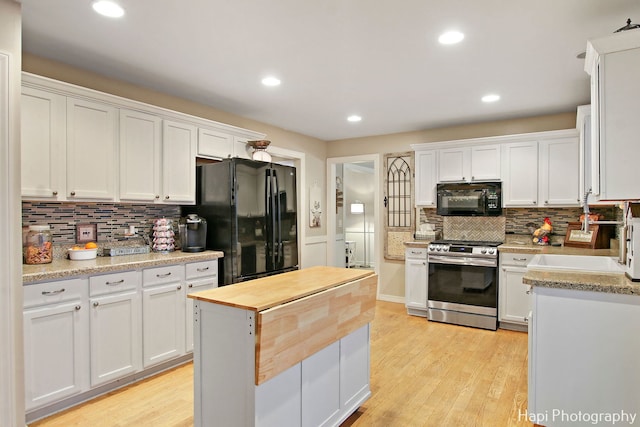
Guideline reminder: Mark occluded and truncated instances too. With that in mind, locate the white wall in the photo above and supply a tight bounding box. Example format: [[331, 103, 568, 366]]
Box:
[[0, 1, 24, 425]]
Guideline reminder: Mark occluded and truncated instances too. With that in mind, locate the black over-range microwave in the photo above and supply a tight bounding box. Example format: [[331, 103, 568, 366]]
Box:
[[436, 182, 502, 216]]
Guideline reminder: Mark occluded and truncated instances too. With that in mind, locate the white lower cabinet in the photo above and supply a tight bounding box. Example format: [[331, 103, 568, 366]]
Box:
[[498, 252, 535, 328], [404, 247, 428, 317], [142, 265, 186, 367], [89, 271, 142, 387], [185, 260, 218, 352], [302, 341, 341, 427], [529, 286, 640, 425], [339, 324, 370, 412], [23, 278, 89, 411]]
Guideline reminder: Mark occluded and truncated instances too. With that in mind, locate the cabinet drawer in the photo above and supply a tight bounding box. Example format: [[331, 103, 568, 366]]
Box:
[[89, 270, 140, 296], [185, 260, 218, 280], [500, 252, 536, 267], [142, 264, 184, 287], [24, 278, 87, 309], [405, 247, 427, 259]]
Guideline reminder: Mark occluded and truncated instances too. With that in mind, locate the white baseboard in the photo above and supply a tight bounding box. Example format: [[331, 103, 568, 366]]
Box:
[[376, 294, 405, 304]]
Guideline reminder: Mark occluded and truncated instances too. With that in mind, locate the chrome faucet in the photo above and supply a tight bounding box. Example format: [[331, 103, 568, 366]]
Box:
[[582, 189, 592, 232]]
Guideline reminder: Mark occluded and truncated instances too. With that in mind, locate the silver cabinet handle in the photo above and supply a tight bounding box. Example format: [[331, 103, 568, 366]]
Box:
[[513, 257, 528, 261], [188, 284, 193, 288], [42, 288, 65, 295], [156, 272, 172, 278], [70, 191, 76, 196], [524, 316, 528, 322], [52, 190, 58, 196], [533, 201, 537, 204], [177, 285, 182, 290], [196, 267, 210, 272], [93, 302, 99, 307], [155, 195, 160, 199], [75, 305, 81, 311], [422, 262, 426, 265], [165, 195, 170, 200], [105, 279, 124, 286]]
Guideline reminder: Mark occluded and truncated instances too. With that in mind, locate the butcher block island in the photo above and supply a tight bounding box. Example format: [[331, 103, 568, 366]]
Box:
[[188, 266, 378, 427]]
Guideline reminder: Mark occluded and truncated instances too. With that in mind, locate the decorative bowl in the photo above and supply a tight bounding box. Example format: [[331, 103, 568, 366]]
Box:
[[68, 248, 98, 260]]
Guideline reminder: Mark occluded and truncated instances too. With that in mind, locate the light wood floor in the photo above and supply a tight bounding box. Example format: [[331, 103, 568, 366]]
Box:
[[31, 301, 532, 427]]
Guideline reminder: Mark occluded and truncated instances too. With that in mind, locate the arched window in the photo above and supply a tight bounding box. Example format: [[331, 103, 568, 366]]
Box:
[[384, 152, 414, 260]]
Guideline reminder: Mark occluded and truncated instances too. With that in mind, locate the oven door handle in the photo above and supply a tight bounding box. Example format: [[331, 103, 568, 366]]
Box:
[[428, 256, 497, 268]]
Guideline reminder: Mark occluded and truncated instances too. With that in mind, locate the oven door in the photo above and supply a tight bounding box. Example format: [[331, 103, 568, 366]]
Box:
[[427, 255, 498, 310]]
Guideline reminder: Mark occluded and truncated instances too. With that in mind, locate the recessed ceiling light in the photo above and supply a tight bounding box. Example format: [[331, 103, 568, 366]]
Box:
[[347, 115, 362, 122], [482, 94, 500, 103], [92, 1, 125, 18], [261, 76, 281, 87], [438, 31, 464, 45]]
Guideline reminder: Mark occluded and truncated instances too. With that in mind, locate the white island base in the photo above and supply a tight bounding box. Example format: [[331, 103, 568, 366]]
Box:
[[190, 267, 377, 427]]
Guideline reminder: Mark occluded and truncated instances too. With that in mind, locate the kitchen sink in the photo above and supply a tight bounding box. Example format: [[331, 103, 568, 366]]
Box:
[[527, 254, 625, 274]]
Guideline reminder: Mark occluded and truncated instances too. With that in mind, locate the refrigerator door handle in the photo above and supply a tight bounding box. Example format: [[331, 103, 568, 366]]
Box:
[[273, 169, 282, 267]]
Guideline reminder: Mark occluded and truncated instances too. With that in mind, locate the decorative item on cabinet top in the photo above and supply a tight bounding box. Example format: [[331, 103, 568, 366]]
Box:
[[247, 140, 272, 162]]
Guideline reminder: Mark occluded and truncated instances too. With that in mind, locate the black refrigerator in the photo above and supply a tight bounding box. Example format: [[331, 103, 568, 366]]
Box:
[[182, 158, 298, 285]]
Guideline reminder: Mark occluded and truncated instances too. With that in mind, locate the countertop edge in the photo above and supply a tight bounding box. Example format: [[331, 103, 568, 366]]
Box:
[[23, 251, 224, 284], [523, 269, 640, 296]]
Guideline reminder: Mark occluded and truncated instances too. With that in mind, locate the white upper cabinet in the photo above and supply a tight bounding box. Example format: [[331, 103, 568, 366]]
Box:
[[470, 144, 501, 181], [438, 145, 500, 182], [538, 136, 580, 206], [162, 120, 197, 204], [21, 86, 67, 200], [585, 30, 640, 200], [119, 109, 162, 202], [501, 140, 539, 207], [414, 149, 437, 206], [438, 147, 469, 182], [198, 128, 233, 159], [21, 73, 266, 203], [66, 97, 117, 201]]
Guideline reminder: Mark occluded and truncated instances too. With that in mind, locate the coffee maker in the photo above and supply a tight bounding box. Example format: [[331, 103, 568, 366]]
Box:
[[179, 214, 207, 252]]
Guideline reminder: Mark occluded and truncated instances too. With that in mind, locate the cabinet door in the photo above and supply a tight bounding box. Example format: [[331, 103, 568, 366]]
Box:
[[198, 128, 232, 159], [539, 137, 580, 206], [501, 141, 538, 207], [142, 282, 186, 367], [66, 98, 117, 200], [162, 120, 196, 204], [301, 341, 341, 427], [405, 255, 428, 310], [89, 290, 142, 387], [233, 136, 252, 159], [499, 266, 531, 325], [119, 109, 161, 202], [23, 300, 88, 410], [21, 87, 66, 200], [414, 150, 437, 206], [471, 144, 501, 181], [185, 277, 217, 352], [340, 325, 370, 414], [598, 47, 640, 200], [438, 147, 469, 182]]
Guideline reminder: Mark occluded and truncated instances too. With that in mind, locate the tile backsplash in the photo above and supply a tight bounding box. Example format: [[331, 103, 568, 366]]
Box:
[[420, 205, 622, 240], [22, 202, 181, 244]]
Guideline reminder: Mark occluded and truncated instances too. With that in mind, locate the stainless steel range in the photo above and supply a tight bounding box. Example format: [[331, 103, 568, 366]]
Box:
[[427, 240, 500, 330]]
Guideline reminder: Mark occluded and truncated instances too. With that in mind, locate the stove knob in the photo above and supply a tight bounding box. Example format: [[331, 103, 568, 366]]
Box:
[[428, 244, 435, 251], [436, 246, 442, 252], [481, 248, 487, 254], [488, 248, 496, 255], [442, 246, 449, 252]]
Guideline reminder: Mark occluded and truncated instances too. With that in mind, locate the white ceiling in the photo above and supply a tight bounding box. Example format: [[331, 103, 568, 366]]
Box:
[[19, 0, 640, 141]]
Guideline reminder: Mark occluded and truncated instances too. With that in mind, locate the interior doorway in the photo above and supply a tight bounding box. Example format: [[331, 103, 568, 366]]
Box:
[[327, 155, 380, 272]]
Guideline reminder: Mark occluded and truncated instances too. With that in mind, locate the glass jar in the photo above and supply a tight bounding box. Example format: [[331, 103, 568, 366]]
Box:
[[24, 225, 53, 264]]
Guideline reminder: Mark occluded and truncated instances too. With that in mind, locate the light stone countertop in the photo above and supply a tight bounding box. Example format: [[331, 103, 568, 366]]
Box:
[[23, 250, 224, 284], [404, 234, 636, 295]]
